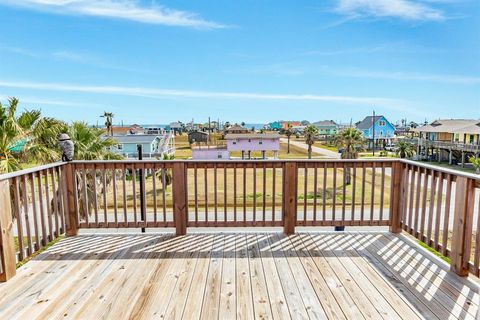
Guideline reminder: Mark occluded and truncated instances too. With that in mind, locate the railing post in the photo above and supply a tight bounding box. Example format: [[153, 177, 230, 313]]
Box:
[[172, 162, 187, 236], [0, 180, 16, 281], [450, 176, 475, 276], [389, 161, 405, 233], [283, 162, 297, 235], [64, 163, 78, 236]]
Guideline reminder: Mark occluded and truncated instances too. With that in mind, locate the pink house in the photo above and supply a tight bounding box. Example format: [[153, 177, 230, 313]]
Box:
[[225, 133, 280, 159], [192, 146, 230, 160]]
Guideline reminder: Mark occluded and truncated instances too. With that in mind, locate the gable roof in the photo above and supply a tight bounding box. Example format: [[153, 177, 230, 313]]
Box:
[[313, 120, 337, 127], [356, 116, 384, 130], [225, 133, 281, 139], [412, 119, 480, 133], [107, 135, 160, 144]]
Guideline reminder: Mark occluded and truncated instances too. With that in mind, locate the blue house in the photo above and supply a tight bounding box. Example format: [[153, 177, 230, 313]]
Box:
[[267, 121, 282, 131], [356, 115, 395, 148], [107, 134, 175, 158]]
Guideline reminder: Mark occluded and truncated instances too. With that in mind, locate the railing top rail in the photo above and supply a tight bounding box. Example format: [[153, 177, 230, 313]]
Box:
[[0, 162, 66, 181], [70, 158, 399, 165], [400, 159, 480, 181]]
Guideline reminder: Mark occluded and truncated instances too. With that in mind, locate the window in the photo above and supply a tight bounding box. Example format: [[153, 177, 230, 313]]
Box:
[[218, 154, 222, 159], [117, 144, 123, 150], [378, 120, 386, 126], [259, 141, 263, 145], [248, 139, 251, 142], [233, 141, 236, 145]]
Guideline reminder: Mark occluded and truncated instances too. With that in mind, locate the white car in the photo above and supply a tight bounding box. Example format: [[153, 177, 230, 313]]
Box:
[[384, 144, 396, 151]]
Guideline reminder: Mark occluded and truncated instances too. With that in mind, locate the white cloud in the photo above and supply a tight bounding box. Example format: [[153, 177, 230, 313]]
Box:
[[0, 79, 405, 107], [333, 68, 480, 85], [1, 0, 225, 29], [336, 0, 445, 21]]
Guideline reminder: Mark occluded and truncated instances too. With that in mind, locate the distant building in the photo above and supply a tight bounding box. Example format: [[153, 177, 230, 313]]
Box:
[[225, 125, 250, 134], [356, 115, 395, 148], [313, 120, 338, 138], [110, 124, 142, 135], [281, 121, 301, 130], [168, 122, 183, 135], [267, 121, 282, 131], [225, 133, 281, 159], [188, 131, 209, 145], [192, 146, 230, 160], [108, 134, 175, 158]]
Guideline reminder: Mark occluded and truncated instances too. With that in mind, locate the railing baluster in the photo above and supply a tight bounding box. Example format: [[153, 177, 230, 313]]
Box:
[[132, 165, 137, 224], [21, 175, 33, 255], [29, 173, 40, 250], [351, 162, 356, 222], [332, 162, 337, 222], [262, 163, 266, 225], [49, 168, 60, 237], [13, 177, 24, 260], [102, 165, 108, 226], [379, 163, 385, 223], [243, 166, 246, 224], [204, 166, 208, 223], [272, 163, 276, 223], [161, 164, 167, 223], [313, 163, 318, 223], [322, 162, 327, 222], [194, 164, 198, 226], [414, 166, 422, 237], [253, 164, 257, 224], [407, 165, 416, 233], [45, 169, 54, 240], [224, 165, 228, 223], [342, 162, 346, 224], [233, 163, 237, 223], [92, 165, 99, 226], [370, 162, 376, 225], [112, 166, 118, 226], [420, 168, 429, 241], [426, 170, 438, 245], [441, 174, 453, 255], [122, 164, 127, 225], [360, 162, 366, 223], [433, 172, 444, 251], [304, 163, 308, 225], [152, 166, 157, 224], [214, 163, 218, 224]]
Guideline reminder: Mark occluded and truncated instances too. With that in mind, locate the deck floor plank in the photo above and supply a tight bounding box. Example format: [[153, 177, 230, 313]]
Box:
[[0, 232, 479, 320]]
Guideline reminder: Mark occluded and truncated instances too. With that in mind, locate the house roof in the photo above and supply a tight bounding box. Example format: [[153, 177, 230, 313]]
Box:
[[107, 135, 160, 144], [225, 133, 281, 139], [411, 119, 480, 134], [356, 116, 383, 130], [313, 120, 337, 127], [226, 125, 249, 131]]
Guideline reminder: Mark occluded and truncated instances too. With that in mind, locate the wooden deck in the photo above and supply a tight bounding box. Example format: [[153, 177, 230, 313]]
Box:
[[0, 232, 479, 319]]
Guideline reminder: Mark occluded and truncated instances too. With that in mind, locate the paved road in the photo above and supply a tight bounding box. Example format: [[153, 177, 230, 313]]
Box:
[[281, 138, 341, 159]]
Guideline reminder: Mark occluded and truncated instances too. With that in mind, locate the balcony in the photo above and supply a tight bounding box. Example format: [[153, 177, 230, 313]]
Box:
[[0, 159, 479, 319]]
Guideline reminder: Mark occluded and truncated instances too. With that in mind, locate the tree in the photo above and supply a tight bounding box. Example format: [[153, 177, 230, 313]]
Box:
[[304, 125, 319, 159], [0, 97, 66, 173], [68, 122, 122, 218], [156, 154, 174, 189], [285, 122, 294, 154], [469, 157, 480, 174], [101, 112, 114, 137], [334, 127, 365, 184], [395, 140, 414, 159]]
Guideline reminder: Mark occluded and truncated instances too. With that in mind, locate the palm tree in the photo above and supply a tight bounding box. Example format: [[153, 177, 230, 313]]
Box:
[[0, 97, 66, 173], [101, 112, 114, 137], [68, 122, 122, 218], [469, 157, 480, 174], [285, 122, 293, 154], [304, 125, 319, 159], [334, 127, 365, 184], [395, 140, 414, 159]]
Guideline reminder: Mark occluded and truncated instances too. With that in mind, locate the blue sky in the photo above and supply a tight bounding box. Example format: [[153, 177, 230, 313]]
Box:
[[0, 0, 479, 125]]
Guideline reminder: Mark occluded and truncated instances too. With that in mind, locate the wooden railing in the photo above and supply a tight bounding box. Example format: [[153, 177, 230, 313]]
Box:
[[1, 159, 479, 281]]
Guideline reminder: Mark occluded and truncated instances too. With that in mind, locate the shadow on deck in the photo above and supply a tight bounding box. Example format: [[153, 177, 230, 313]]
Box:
[[0, 232, 479, 319]]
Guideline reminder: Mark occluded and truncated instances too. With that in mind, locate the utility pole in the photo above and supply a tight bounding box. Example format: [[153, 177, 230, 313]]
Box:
[[372, 110, 376, 156]]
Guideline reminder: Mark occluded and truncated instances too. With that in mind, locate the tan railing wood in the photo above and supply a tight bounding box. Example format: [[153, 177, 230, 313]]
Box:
[[0, 180, 16, 282]]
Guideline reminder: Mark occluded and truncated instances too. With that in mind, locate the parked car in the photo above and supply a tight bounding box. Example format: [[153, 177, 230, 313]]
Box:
[[384, 143, 396, 151]]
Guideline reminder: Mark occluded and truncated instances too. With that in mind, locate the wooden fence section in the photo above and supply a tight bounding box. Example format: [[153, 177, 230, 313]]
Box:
[[1, 158, 480, 280], [399, 160, 480, 277], [0, 163, 66, 281]]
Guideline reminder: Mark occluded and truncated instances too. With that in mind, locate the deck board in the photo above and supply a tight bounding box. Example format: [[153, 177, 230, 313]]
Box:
[[0, 232, 479, 320]]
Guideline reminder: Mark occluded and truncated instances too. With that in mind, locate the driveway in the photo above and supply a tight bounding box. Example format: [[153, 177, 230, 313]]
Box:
[[281, 138, 341, 159]]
